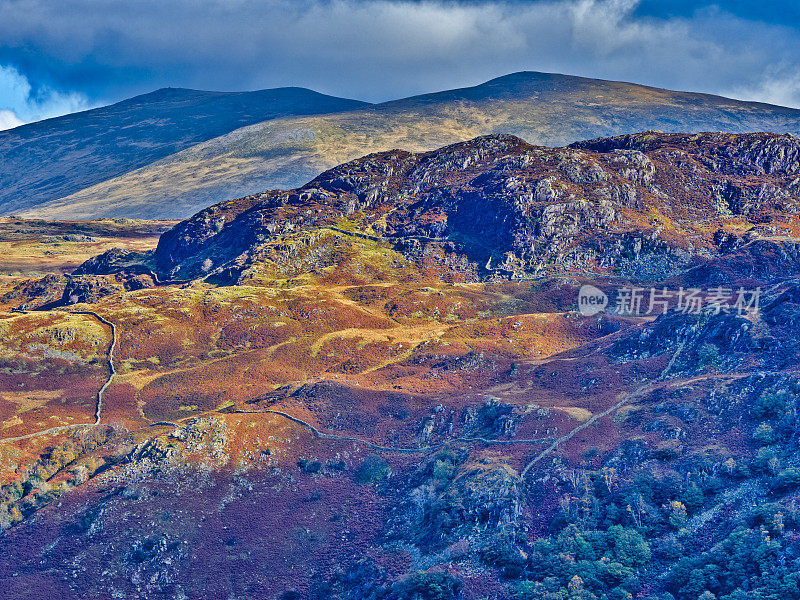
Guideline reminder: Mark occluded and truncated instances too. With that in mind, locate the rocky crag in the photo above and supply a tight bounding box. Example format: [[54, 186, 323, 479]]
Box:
[[80, 131, 800, 287]]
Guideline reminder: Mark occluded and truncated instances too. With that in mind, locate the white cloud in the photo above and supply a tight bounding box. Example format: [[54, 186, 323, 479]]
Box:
[[1, 0, 800, 108], [0, 109, 23, 131], [0, 64, 91, 126], [722, 67, 800, 108]]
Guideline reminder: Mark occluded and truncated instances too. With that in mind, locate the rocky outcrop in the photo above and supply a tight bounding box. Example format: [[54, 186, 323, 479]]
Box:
[[0, 274, 66, 310], [133, 131, 800, 282], [391, 451, 523, 550]]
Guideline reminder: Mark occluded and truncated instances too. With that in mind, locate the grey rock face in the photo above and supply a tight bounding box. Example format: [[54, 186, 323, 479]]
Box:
[[119, 131, 800, 282]]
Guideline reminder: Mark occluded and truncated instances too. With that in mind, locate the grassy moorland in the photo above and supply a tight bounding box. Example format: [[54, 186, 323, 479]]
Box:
[[0, 217, 174, 276], [3, 131, 800, 598]]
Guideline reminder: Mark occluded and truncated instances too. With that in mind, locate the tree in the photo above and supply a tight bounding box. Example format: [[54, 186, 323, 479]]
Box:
[[751, 424, 775, 446], [776, 468, 800, 490], [751, 391, 788, 422], [395, 571, 462, 600], [665, 501, 688, 529], [354, 455, 390, 484], [610, 526, 651, 568]]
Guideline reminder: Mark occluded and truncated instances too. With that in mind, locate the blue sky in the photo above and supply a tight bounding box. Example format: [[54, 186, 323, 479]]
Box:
[[634, 0, 800, 24], [2, 0, 800, 129]]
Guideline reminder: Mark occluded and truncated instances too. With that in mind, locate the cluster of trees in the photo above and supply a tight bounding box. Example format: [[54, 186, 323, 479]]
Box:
[[482, 523, 651, 600], [668, 513, 800, 599], [311, 559, 461, 600], [481, 385, 800, 599], [653, 386, 800, 599]]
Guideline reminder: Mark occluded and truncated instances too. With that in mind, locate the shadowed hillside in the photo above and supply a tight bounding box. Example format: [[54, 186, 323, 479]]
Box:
[[0, 87, 370, 217], [20, 71, 800, 220]]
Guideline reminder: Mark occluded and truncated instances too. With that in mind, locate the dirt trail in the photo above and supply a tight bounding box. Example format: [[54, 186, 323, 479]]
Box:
[[520, 337, 688, 479], [229, 408, 551, 454], [310, 322, 451, 356]]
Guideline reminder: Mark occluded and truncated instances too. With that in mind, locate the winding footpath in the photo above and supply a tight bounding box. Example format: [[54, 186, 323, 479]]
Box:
[[0, 303, 685, 474], [229, 335, 687, 467], [0, 283, 686, 481], [0, 310, 117, 444]]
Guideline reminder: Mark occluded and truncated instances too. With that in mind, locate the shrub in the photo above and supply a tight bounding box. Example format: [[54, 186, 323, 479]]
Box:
[[432, 458, 456, 484], [751, 448, 780, 475], [752, 391, 789, 422], [0, 504, 12, 530], [354, 455, 390, 484], [752, 423, 776, 446], [481, 532, 527, 578], [298, 458, 322, 474], [513, 580, 563, 600], [394, 571, 462, 600], [776, 468, 800, 490], [681, 484, 704, 514], [325, 458, 346, 471], [0, 482, 23, 503], [697, 344, 720, 368]]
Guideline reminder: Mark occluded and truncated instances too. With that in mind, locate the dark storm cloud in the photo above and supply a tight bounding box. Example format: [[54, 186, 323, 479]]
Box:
[[2, 0, 800, 127]]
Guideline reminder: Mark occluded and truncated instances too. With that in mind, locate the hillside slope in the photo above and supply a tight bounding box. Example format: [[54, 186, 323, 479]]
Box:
[[3, 131, 800, 598], [24, 71, 800, 220], [0, 87, 370, 216]]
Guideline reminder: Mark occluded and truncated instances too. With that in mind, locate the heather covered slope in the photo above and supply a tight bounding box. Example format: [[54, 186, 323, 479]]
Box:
[[0, 87, 369, 216], [4, 235, 800, 599], [4, 131, 800, 599], [21, 72, 800, 220]]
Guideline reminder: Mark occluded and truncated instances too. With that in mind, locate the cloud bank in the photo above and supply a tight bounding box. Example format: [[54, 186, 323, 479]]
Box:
[[0, 65, 90, 130], [1, 0, 800, 125], [0, 110, 23, 131]]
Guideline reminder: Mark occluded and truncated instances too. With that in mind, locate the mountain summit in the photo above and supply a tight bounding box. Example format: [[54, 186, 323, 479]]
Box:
[[10, 72, 800, 220]]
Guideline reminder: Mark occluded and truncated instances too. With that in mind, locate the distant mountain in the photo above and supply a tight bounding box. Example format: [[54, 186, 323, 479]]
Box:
[[11, 71, 800, 220], [0, 87, 370, 216]]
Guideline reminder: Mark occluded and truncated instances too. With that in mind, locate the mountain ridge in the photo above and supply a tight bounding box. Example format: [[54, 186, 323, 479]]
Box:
[[376, 70, 800, 111], [0, 86, 370, 216], [10, 71, 800, 221], [66, 129, 800, 290]]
